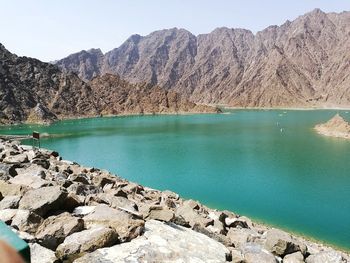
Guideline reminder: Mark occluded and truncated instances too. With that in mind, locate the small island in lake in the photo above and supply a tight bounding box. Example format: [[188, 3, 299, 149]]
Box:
[[314, 114, 350, 139]]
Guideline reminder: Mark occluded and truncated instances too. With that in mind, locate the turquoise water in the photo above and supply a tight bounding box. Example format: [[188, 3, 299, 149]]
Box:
[[1, 110, 350, 250]]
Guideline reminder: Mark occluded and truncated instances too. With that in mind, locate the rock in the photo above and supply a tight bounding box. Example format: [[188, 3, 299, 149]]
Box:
[[11, 209, 43, 234], [91, 174, 115, 188], [192, 223, 232, 247], [0, 163, 19, 177], [264, 228, 305, 257], [145, 206, 175, 222], [225, 216, 250, 228], [74, 220, 230, 263], [243, 243, 278, 263], [0, 209, 17, 223], [183, 199, 200, 210], [67, 183, 101, 196], [96, 193, 138, 212], [0, 195, 21, 209], [29, 243, 58, 263], [284, 251, 305, 263], [0, 180, 29, 196], [229, 248, 245, 263], [15, 164, 46, 178], [3, 153, 28, 164], [9, 174, 51, 189], [227, 227, 260, 248], [19, 186, 67, 217], [36, 212, 84, 249], [72, 206, 96, 216], [56, 226, 118, 261], [306, 251, 343, 263], [83, 204, 144, 242], [68, 173, 90, 184], [175, 203, 213, 228], [62, 193, 83, 212]]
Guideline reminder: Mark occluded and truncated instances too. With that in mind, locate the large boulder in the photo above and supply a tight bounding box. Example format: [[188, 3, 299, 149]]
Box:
[[11, 209, 43, 234], [243, 243, 278, 263], [141, 205, 175, 222], [0, 195, 21, 209], [0, 209, 18, 223], [83, 204, 144, 242], [264, 228, 306, 257], [175, 203, 213, 228], [56, 226, 118, 262], [306, 251, 343, 263], [29, 243, 58, 263], [19, 186, 67, 217], [284, 251, 305, 263], [9, 174, 51, 189], [0, 180, 29, 196], [36, 212, 84, 249], [74, 220, 230, 263], [226, 227, 261, 248]]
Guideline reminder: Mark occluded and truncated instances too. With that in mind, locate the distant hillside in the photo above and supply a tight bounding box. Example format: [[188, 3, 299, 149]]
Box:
[[0, 45, 216, 124], [55, 9, 350, 108]]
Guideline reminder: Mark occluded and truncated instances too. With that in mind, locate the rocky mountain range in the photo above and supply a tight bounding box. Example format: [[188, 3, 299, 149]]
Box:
[[55, 9, 350, 108], [0, 44, 216, 124]]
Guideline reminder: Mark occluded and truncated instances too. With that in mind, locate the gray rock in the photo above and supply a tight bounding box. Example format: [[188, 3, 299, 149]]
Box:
[[0, 208, 17, 223], [0, 195, 21, 209], [29, 243, 58, 263], [9, 174, 51, 189], [0, 180, 29, 196], [142, 205, 175, 222], [284, 251, 305, 263], [243, 243, 278, 263], [36, 212, 84, 249], [72, 206, 96, 216], [11, 209, 43, 234], [264, 228, 305, 257], [306, 251, 343, 263], [15, 164, 46, 178], [19, 186, 67, 217], [83, 204, 144, 242], [227, 227, 260, 248], [3, 153, 28, 164], [96, 193, 138, 212], [67, 183, 101, 196], [175, 203, 213, 228], [56, 226, 118, 261], [0, 163, 19, 177], [74, 220, 230, 263]]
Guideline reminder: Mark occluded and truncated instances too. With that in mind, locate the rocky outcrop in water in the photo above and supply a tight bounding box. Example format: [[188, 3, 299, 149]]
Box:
[[315, 114, 350, 139], [0, 45, 217, 125], [56, 9, 350, 108], [0, 139, 349, 262]]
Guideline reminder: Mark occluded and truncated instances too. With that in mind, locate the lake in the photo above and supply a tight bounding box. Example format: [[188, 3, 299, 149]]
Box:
[[1, 110, 349, 250]]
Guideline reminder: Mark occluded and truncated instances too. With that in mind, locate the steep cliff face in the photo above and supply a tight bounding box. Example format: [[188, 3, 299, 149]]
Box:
[[0, 45, 216, 124], [55, 9, 350, 107]]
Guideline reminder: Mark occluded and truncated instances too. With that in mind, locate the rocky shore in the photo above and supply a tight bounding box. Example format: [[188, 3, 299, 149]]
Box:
[[0, 139, 349, 263], [315, 114, 350, 139]]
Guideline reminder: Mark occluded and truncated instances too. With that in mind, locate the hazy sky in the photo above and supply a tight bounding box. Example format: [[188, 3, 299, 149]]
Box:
[[1, 0, 350, 62]]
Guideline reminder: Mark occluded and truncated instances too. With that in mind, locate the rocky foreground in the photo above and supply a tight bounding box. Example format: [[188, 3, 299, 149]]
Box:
[[0, 139, 349, 263], [315, 114, 350, 139]]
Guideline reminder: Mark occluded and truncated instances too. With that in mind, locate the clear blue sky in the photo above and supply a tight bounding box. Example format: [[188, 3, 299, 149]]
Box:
[[1, 0, 349, 62]]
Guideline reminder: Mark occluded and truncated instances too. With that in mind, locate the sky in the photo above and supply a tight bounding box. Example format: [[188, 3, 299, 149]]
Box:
[[1, 0, 350, 62]]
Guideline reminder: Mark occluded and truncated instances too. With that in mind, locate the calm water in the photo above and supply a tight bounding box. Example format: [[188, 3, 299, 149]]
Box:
[[1, 110, 350, 249]]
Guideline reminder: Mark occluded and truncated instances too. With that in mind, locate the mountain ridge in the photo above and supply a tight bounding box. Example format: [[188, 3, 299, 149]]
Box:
[[55, 9, 350, 108]]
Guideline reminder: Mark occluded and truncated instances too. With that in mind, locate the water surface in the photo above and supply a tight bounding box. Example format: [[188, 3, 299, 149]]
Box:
[[1, 110, 349, 249]]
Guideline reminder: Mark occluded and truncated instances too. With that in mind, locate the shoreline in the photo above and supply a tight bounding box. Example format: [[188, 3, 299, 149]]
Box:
[[0, 139, 349, 262]]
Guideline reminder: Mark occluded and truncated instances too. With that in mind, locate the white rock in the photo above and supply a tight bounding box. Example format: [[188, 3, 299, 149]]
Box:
[[74, 219, 230, 263]]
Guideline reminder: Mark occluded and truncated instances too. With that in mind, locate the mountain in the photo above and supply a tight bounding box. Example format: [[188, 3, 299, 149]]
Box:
[[0, 45, 216, 124], [55, 9, 350, 108]]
